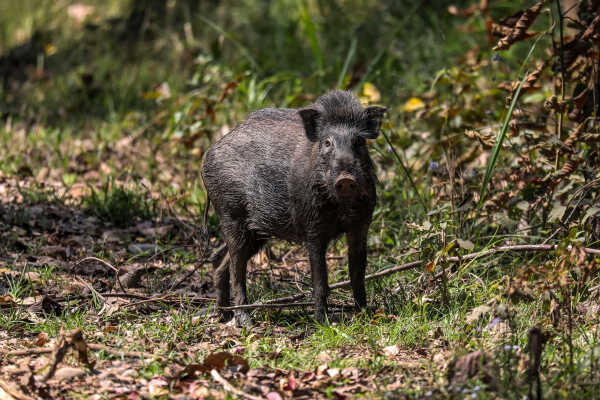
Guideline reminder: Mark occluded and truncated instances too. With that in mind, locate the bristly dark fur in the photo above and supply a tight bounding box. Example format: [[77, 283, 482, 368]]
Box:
[[201, 90, 385, 325], [313, 90, 365, 127]]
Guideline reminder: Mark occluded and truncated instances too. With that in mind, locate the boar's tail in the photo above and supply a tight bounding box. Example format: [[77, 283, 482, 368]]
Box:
[[200, 197, 211, 260], [203, 197, 210, 232]]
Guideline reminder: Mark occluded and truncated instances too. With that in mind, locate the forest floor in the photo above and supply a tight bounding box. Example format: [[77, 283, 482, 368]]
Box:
[[2, 1, 600, 399]]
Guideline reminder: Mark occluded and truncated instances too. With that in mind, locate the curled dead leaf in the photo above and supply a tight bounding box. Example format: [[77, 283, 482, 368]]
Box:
[[493, 1, 545, 51], [203, 351, 249, 373], [383, 345, 400, 357]]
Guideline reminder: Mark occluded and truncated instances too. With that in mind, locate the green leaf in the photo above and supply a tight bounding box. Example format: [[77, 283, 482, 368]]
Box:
[[583, 207, 600, 224], [457, 239, 475, 251], [549, 204, 567, 223]]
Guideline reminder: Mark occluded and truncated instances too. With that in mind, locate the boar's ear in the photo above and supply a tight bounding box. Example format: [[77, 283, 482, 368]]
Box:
[[362, 106, 387, 139], [299, 108, 320, 142]]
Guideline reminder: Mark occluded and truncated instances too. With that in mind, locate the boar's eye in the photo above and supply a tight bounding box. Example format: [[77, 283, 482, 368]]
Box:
[[323, 138, 333, 148]]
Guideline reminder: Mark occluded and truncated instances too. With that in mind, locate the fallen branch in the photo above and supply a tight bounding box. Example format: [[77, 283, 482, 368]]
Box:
[[75, 257, 128, 293], [42, 329, 92, 382], [87, 343, 157, 359], [0, 379, 34, 400], [246, 244, 600, 308], [2, 342, 156, 360], [1, 347, 53, 356], [210, 369, 264, 400], [219, 301, 325, 311]]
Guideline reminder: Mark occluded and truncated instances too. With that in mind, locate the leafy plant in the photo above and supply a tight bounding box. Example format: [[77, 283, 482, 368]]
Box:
[[83, 177, 155, 226]]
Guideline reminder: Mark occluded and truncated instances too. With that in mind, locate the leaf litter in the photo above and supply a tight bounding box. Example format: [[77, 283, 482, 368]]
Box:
[[0, 175, 445, 399]]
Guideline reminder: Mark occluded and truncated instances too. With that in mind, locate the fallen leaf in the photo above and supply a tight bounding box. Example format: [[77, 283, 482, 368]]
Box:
[[53, 367, 86, 381], [465, 305, 491, 324], [29, 332, 49, 347], [316, 364, 328, 376], [447, 350, 499, 389], [457, 239, 474, 250], [326, 368, 340, 378], [403, 97, 425, 112], [266, 392, 283, 400], [362, 82, 381, 103], [383, 345, 400, 357], [203, 352, 249, 373], [148, 377, 168, 396]]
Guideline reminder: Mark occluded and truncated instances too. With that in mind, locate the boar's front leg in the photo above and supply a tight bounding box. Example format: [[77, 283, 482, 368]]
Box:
[[347, 226, 368, 310], [307, 236, 329, 323]]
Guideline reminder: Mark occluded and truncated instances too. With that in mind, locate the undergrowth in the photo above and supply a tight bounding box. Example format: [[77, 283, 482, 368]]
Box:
[[1, 0, 599, 398]]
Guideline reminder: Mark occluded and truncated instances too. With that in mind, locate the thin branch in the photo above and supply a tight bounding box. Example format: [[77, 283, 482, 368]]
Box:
[[0, 379, 34, 400], [1, 343, 156, 360], [381, 129, 427, 211], [210, 369, 265, 400], [76, 256, 118, 272], [1, 347, 53, 356], [76, 257, 128, 293], [87, 343, 157, 359], [76, 277, 106, 303], [257, 244, 600, 306], [218, 302, 316, 311]]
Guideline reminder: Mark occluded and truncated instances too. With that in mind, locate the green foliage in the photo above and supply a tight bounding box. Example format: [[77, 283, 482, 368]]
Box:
[[83, 177, 155, 226], [1, 1, 600, 398]]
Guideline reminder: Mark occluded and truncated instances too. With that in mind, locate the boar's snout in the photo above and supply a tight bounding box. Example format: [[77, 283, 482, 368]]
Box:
[[334, 172, 358, 199]]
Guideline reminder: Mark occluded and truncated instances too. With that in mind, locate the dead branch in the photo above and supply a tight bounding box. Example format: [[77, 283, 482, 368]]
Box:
[[1, 347, 53, 356], [0, 379, 34, 400], [217, 302, 315, 311], [210, 369, 265, 400], [76, 256, 128, 293], [248, 244, 600, 307], [87, 343, 157, 359], [2, 341, 156, 360]]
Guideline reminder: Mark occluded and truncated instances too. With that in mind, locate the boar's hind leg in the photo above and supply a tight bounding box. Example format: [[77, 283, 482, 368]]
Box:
[[222, 222, 263, 326], [347, 227, 368, 311], [307, 237, 329, 323], [211, 243, 232, 321]]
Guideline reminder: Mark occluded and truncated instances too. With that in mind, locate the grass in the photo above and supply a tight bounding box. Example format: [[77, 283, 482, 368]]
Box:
[[83, 178, 156, 227]]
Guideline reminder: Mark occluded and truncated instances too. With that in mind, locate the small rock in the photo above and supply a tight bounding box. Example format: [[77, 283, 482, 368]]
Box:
[[53, 367, 86, 381], [128, 243, 162, 255]]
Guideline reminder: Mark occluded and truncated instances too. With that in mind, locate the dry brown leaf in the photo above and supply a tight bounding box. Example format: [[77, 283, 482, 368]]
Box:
[[383, 345, 400, 357], [447, 350, 499, 388], [494, 1, 546, 51], [202, 351, 249, 373]]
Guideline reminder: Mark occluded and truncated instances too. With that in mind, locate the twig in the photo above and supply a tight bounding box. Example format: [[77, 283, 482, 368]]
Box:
[[258, 244, 600, 306], [169, 252, 218, 291], [289, 256, 345, 262], [555, 0, 566, 172], [218, 302, 314, 311], [121, 295, 215, 308], [2, 342, 156, 360], [87, 343, 157, 359], [76, 257, 127, 293], [75, 277, 106, 303], [169, 260, 210, 291], [76, 256, 118, 272], [0, 379, 34, 400], [210, 369, 265, 400], [2, 347, 53, 356]]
